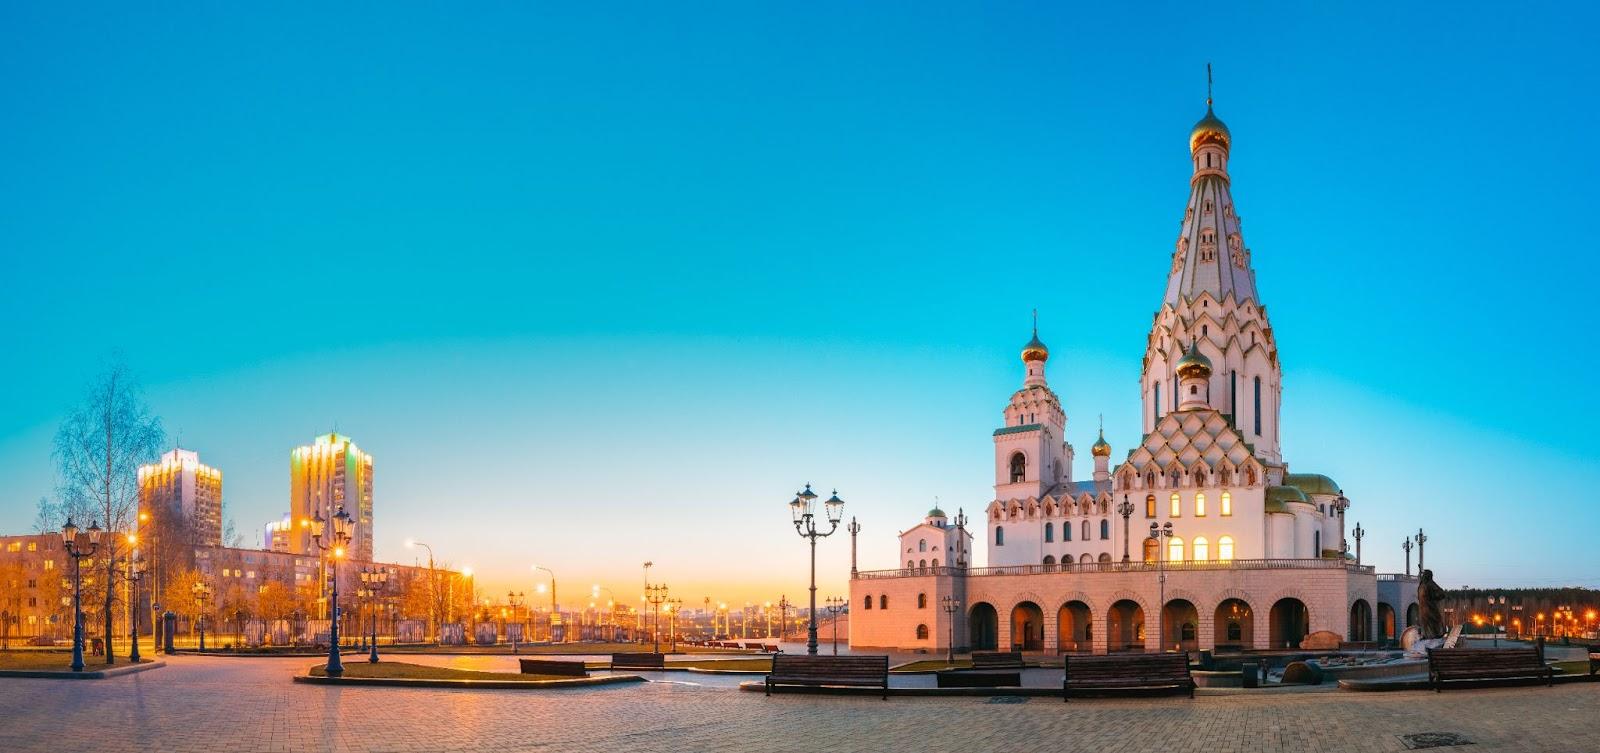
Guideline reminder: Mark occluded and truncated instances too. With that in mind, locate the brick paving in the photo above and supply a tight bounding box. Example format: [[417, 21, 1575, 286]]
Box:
[[0, 655, 1594, 752]]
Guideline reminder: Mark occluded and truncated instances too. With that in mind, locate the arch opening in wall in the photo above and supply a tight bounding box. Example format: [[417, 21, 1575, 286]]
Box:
[[1162, 599, 1200, 652], [1215, 598, 1254, 649], [1107, 599, 1145, 653], [1010, 601, 1044, 652], [968, 603, 999, 651], [1009, 452, 1027, 483], [1406, 603, 1419, 628], [916, 624, 929, 640], [1349, 599, 1374, 643], [1378, 603, 1395, 640], [1269, 598, 1309, 649], [1057, 600, 1092, 653]]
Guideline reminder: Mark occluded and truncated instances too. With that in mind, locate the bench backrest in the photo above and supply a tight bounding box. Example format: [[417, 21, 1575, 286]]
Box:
[[1427, 648, 1543, 672], [769, 654, 888, 680], [612, 652, 666, 667], [1065, 653, 1191, 681], [972, 651, 1024, 669]]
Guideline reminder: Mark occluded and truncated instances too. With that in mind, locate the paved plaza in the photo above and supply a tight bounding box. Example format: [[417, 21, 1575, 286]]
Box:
[[0, 655, 1595, 752]]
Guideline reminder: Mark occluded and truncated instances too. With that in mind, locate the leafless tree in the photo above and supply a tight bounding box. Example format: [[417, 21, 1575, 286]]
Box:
[[49, 362, 164, 662]]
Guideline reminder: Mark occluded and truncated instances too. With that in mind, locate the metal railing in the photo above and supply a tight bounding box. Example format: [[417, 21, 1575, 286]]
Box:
[[1376, 573, 1417, 582], [853, 558, 1373, 580]]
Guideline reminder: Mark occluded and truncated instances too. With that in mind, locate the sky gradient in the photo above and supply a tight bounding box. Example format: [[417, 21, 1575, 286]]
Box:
[[2, 2, 1597, 605]]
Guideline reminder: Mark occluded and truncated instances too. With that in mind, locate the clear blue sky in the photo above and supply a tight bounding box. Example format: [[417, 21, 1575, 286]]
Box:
[[2, 2, 1596, 603]]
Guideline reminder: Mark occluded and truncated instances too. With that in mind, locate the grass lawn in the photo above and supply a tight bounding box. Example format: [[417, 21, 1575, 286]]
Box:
[[308, 661, 573, 682], [0, 651, 150, 671], [892, 659, 973, 673], [1552, 660, 1594, 676], [662, 657, 774, 671]]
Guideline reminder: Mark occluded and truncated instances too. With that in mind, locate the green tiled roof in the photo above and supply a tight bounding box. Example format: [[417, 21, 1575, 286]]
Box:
[[1264, 485, 1308, 513], [1284, 472, 1341, 497], [993, 424, 1042, 437]]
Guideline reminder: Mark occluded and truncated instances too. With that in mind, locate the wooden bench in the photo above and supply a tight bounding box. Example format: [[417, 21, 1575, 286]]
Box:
[[936, 669, 1020, 688], [971, 651, 1025, 669], [1063, 653, 1194, 701], [611, 652, 666, 670], [1426, 647, 1552, 692], [765, 655, 889, 698], [518, 659, 589, 677], [1588, 645, 1599, 676]]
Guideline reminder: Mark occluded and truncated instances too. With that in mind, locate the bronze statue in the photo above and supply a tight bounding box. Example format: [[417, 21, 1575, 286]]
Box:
[[1416, 568, 1447, 639]]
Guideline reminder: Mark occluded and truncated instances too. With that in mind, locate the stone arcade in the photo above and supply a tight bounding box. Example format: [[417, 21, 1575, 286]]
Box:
[[849, 95, 1418, 654]]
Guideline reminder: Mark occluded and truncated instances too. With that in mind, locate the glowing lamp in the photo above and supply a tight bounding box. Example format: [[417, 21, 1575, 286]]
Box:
[[60, 518, 78, 545], [824, 490, 845, 524]]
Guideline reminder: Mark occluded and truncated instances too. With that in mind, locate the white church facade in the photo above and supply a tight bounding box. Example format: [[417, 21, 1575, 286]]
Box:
[[849, 97, 1417, 654]]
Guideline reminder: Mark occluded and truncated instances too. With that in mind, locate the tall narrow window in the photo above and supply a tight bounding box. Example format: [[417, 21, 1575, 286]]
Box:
[[1193, 536, 1209, 561], [864, 595, 872, 609], [1154, 383, 1161, 421], [1100, 520, 1110, 539], [1009, 452, 1027, 483], [1253, 376, 1262, 435], [1082, 520, 1090, 541], [919, 539, 927, 552], [1044, 523, 1054, 543], [1314, 531, 1321, 556], [1145, 495, 1156, 518], [918, 593, 927, 609], [1064, 522, 1072, 541], [1168, 536, 1185, 562], [995, 526, 1005, 546], [1218, 535, 1234, 561], [1195, 492, 1206, 517], [916, 624, 929, 639], [1170, 493, 1181, 517], [1143, 538, 1159, 562], [1221, 491, 1232, 516]]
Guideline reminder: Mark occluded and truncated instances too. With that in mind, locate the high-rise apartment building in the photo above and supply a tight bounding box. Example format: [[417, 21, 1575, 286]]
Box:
[[289, 433, 374, 562], [137, 448, 223, 549]]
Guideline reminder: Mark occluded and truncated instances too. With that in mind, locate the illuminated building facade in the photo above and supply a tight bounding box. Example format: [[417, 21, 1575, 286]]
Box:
[[137, 448, 223, 549], [289, 433, 374, 563]]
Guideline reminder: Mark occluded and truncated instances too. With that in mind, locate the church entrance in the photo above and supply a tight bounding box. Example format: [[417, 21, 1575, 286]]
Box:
[[1010, 602, 1044, 651], [1214, 598, 1254, 650], [1378, 603, 1396, 641], [968, 603, 998, 651], [1269, 598, 1309, 648], [1057, 601, 1092, 653]]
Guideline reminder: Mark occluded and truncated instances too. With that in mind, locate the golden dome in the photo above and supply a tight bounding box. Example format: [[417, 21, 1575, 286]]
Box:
[[1175, 340, 1213, 379], [1021, 331, 1049, 363], [1189, 105, 1230, 154], [1091, 429, 1111, 457]]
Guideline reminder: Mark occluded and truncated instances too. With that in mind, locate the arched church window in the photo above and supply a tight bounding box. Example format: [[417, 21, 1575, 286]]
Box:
[[1204, 199, 1214, 214], [864, 595, 872, 609], [919, 559, 926, 570], [918, 593, 927, 609], [1143, 538, 1159, 563], [1100, 520, 1110, 539], [1044, 523, 1053, 543], [1064, 522, 1071, 541], [1042, 555, 1055, 566], [931, 558, 938, 567], [1193, 536, 1209, 561], [1082, 520, 1090, 541], [1190, 385, 1198, 395], [1009, 452, 1026, 483], [1221, 491, 1232, 516], [1253, 376, 1262, 435], [1218, 536, 1234, 561], [1145, 495, 1156, 518], [995, 527, 1005, 546], [918, 539, 927, 552], [907, 560, 914, 569], [1195, 493, 1206, 517], [1168, 536, 1185, 562], [1170, 493, 1181, 517], [880, 595, 888, 609], [1154, 384, 1161, 420], [916, 624, 929, 640]]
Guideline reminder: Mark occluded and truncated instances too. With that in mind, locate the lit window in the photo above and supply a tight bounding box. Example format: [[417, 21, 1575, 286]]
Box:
[[1221, 492, 1232, 516], [1195, 493, 1206, 517], [1218, 536, 1234, 561], [1193, 536, 1209, 561], [1145, 495, 1156, 518], [1168, 537, 1185, 562], [1170, 493, 1181, 517]]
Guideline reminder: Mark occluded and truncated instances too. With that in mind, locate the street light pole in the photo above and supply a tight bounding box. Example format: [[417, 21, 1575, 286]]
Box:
[[1415, 528, 1427, 572], [361, 567, 388, 663], [405, 539, 437, 644], [533, 565, 556, 642], [1150, 521, 1172, 652], [1402, 538, 1413, 576], [1353, 523, 1364, 566], [312, 507, 353, 677], [60, 519, 101, 673], [644, 584, 669, 653], [941, 595, 962, 664], [824, 596, 846, 656], [126, 544, 144, 663], [1117, 496, 1134, 563], [788, 484, 846, 655], [191, 581, 212, 652]]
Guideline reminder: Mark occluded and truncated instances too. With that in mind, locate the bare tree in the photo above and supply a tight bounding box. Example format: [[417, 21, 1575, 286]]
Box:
[[51, 362, 164, 663]]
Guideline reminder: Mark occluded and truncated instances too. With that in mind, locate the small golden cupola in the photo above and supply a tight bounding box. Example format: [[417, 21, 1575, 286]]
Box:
[[1020, 312, 1050, 388], [1176, 338, 1214, 410]]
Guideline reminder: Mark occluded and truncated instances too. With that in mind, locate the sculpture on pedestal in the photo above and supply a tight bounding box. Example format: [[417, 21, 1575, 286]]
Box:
[[1415, 568, 1447, 639]]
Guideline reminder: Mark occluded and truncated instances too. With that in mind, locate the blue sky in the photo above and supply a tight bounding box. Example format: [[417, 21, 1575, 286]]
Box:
[[2, 2, 1596, 602]]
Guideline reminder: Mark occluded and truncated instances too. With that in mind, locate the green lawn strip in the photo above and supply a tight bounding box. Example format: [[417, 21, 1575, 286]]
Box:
[[891, 659, 972, 673], [308, 661, 570, 682], [1551, 660, 1592, 675], [0, 652, 151, 671], [662, 658, 775, 671]]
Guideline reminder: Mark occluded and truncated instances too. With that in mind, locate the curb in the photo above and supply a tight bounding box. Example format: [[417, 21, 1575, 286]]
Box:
[[0, 660, 167, 680], [292, 673, 646, 689]]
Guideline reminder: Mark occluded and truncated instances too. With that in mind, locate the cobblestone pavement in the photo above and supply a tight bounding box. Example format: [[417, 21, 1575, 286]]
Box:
[[0, 655, 1594, 753]]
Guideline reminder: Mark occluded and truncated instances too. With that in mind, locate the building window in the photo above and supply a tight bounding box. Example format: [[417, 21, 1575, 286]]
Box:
[[1253, 376, 1262, 435], [931, 558, 939, 567], [1143, 538, 1159, 562], [1221, 491, 1232, 516], [916, 624, 929, 640], [1009, 453, 1026, 483], [1064, 522, 1072, 541], [864, 595, 872, 610], [1145, 495, 1156, 518], [1170, 493, 1181, 517], [1043, 555, 1055, 566], [1195, 493, 1206, 517], [919, 559, 927, 570], [1082, 520, 1090, 541], [1218, 536, 1234, 561], [995, 526, 1005, 546], [1168, 537, 1185, 562], [1044, 523, 1053, 543], [1193, 536, 1209, 561], [907, 560, 914, 569], [879, 595, 888, 610], [1154, 384, 1161, 420], [1314, 531, 1321, 556], [918, 593, 927, 609], [918, 539, 927, 552], [1100, 520, 1110, 539]]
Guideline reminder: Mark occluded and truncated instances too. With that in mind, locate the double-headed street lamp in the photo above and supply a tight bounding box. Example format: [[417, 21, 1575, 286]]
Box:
[[1117, 496, 1135, 563], [1150, 521, 1173, 652], [507, 591, 524, 653], [191, 581, 213, 651], [360, 567, 388, 663], [941, 595, 962, 664], [311, 507, 353, 677], [823, 596, 847, 656], [788, 484, 845, 655], [60, 518, 101, 673], [125, 541, 145, 663], [644, 584, 670, 653]]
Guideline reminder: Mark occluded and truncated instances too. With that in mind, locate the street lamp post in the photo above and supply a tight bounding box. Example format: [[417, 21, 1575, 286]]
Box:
[[940, 595, 962, 664], [1150, 521, 1173, 652], [788, 484, 846, 655], [311, 507, 353, 677], [1352, 523, 1364, 566], [824, 596, 846, 656], [60, 518, 101, 673], [126, 545, 144, 663], [1117, 496, 1134, 563], [405, 539, 437, 644], [191, 581, 212, 652], [360, 567, 388, 663], [644, 584, 669, 653], [532, 565, 557, 643], [1415, 528, 1427, 572], [507, 591, 523, 653], [1402, 538, 1413, 576]]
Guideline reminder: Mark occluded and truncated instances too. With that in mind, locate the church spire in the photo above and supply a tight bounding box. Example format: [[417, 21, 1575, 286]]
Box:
[[1163, 68, 1258, 307]]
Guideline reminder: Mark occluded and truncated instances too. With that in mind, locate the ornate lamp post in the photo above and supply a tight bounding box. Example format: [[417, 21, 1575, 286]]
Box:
[[1402, 538, 1413, 576], [360, 567, 388, 663], [507, 591, 523, 653], [311, 507, 353, 677], [126, 544, 145, 663], [940, 595, 962, 664], [532, 565, 557, 643], [1149, 521, 1173, 652], [823, 596, 847, 656], [1117, 496, 1135, 563], [644, 584, 669, 653], [60, 518, 101, 672], [788, 484, 845, 655], [1415, 528, 1427, 572], [1352, 523, 1364, 566], [191, 581, 212, 651]]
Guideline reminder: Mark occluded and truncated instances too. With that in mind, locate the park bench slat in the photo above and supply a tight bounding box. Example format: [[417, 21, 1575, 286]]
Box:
[[1426, 648, 1551, 691], [970, 651, 1025, 669], [766, 655, 890, 699], [1063, 654, 1193, 701], [518, 659, 589, 677], [611, 652, 666, 669]]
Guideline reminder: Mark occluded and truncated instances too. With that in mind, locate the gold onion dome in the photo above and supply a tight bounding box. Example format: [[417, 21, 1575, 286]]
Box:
[[1091, 429, 1112, 457], [1175, 340, 1213, 379], [1021, 331, 1049, 363], [1189, 105, 1230, 154]]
